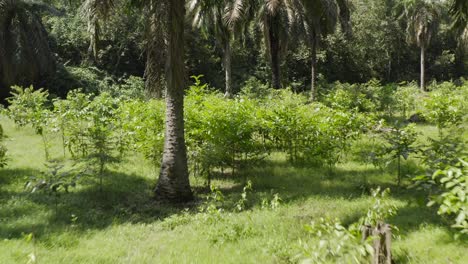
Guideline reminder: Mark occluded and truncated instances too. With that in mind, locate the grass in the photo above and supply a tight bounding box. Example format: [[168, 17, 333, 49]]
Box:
[[0, 115, 467, 264]]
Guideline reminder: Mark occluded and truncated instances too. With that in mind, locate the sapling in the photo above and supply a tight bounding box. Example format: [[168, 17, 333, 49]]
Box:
[[378, 122, 418, 186], [0, 124, 7, 167], [82, 92, 120, 192], [25, 160, 81, 216], [6, 86, 52, 160]]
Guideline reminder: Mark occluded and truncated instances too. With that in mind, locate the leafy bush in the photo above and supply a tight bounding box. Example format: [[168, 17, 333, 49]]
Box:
[[83, 92, 122, 190], [428, 161, 467, 235], [413, 160, 468, 235], [422, 87, 466, 135], [394, 83, 420, 118], [6, 86, 50, 129], [0, 125, 7, 168], [376, 123, 419, 185], [6, 86, 52, 159], [25, 161, 82, 214], [419, 132, 466, 172], [299, 188, 397, 263], [324, 82, 376, 113], [119, 99, 165, 169], [185, 77, 267, 181]]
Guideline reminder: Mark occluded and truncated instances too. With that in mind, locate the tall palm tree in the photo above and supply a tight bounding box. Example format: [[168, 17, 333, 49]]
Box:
[[145, 0, 166, 98], [401, 0, 440, 92], [450, 0, 468, 33], [80, 0, 114, 63], [0, 0, 56, 100], [154, 0, 193, 202], [260, 0, 296, 89], [187, 0, 250, 97], [296, 0, 350, 100]]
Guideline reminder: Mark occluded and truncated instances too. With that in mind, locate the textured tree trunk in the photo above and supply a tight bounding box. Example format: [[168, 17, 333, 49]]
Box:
[[420, 46, 425, 92], [224, 41, 233, 98], [87, 20, 99, 64], [310, 38, 317, 101], [362, 223, 392, 264], [154, 0, 193, 203], [144, 0, 166, 99], [268, 15, 281, 89]]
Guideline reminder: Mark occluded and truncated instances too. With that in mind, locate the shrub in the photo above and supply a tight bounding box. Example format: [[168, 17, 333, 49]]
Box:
[[324, 82, 376, 113], [0, 125, 7, 168], [6, 86, 52, 160], [394, 83, 420, 118], [413, 160, 468, 236], [422, 87, 466, 135], [185, 79, 266, 181], [376, 123, 419, 185], [119, 99, 165, 169]]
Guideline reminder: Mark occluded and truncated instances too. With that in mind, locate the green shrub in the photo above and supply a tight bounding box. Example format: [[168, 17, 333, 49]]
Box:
[[185, 78, 266, 181], [413, 160, 468, 236], [422, 87, 466, 135], [376, 123, 419, 185], [0, 125, 7, 168], [324, 82, 376, 113], [119, 99, 166, 169], [6, 86, 52, 160], [394, 83, 420, 118]]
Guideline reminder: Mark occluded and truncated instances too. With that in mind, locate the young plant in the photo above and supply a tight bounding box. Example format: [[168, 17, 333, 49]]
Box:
[[299, 187, 397, 263], [0, 125, 8, 168], [422, 88, 465, 137], [6, 86, 52, 160], [25, 160, 81, 215], [413, 160, 468, 236], [378, 123, 418, 185], [83, 92, 120, 192]]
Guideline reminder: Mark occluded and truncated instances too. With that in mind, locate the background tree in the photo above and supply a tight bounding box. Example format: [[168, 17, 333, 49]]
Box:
[[297, 0, 350, 100], [401, 0, 440, 92], [154, 0, 193, 202], [79, 0, 115, 63], [144, 0, 167, 98], [188, 0, 252, 97], [0, 0, 56, 100]]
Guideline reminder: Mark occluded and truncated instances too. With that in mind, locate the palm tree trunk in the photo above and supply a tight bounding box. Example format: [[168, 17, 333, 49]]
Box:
[[87, 20, 99, 64], [154, 0, 193, 203], [310, 38, 317, 101], [268, 16, 281, 89], [224, 41, 233, 98], [420, 46, 425, 92], [144, 0, 165, 99]]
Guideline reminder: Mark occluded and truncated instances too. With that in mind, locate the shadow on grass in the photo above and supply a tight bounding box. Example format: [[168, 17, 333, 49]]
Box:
[[0, 168, 42, 188], [0, 169, 191, 240]]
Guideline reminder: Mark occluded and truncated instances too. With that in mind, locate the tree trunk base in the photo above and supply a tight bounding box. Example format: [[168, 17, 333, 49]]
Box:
[[362, 223, 392, 264]]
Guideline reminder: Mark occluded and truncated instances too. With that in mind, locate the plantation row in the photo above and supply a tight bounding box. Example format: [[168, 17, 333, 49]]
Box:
[[3, 78, 467, 175]]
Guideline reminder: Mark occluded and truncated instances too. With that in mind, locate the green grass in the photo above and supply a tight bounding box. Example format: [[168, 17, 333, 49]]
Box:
[[0, 115, 467, 264]]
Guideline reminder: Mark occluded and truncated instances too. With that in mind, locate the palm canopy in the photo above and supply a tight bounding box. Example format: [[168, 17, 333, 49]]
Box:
[[450, 0, 468, 33], [400, 0, 441, 48], [0, 0, 56, 100], [79, 0, 115, 62]]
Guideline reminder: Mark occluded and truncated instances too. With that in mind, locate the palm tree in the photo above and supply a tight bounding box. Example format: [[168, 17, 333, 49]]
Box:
[[296, 0, 350, 100], [450, 0, 468, 33], [154, 0, 193, 202], [145, 0, 166, 98], [259, 0, 296, 89], [0, 0, 56, 100], [187, 0, 250, 97], [401, 0, 440, 92], [79, 0, 114, 63]]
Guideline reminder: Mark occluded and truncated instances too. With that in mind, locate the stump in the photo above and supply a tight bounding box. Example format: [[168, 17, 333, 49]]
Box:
[[362, 223, 392, 264]]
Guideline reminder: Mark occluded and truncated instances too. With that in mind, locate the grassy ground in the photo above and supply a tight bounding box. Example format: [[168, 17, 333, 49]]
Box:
[[0, 115, 467, 264]]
